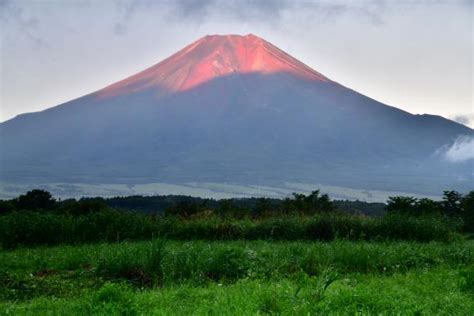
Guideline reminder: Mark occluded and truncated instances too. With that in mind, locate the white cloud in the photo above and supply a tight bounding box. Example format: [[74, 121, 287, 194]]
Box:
[[442, 135, 474, 162]]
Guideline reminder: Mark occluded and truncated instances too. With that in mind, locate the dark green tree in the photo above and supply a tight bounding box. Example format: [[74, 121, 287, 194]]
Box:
[[253, 198, 272, 217], [68, 198, 108, 215], [0, 199, 16, 214], [287, 190, 335, 215], [291, 193, 307, 214], [415, 198, 441, 215], [280, 197, 295, 214], [386, 196, 417, 215], [305, 190, 334, 214], [215, 200, 239, 218], [441, 191, 463, 217], [165, 200, 204, 218], [216, 199, 230, 217], [462, 191, 474, 232], [15, 189, 56, 211]]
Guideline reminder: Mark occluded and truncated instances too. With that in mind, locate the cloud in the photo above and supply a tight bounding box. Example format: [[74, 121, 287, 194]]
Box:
[[452, 113, 474, 128], [113, 0, 156, 34], [441, 135, 474, 163], [112, 0, 470, 31], [110, 0, 389, 35], [0, 0, 44, 47], [112, 0, 289, 33], [171, 0, 215, 19]]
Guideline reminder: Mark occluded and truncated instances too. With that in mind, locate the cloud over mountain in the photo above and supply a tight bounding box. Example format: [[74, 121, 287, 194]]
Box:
[[452, 113, 474, 128], [442, 136, 474, 163]]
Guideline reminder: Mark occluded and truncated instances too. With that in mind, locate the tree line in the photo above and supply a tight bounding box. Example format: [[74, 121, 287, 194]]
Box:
[[0, 189, 472, 232], [1, 189, 472, 248], [0, 189, 383, 216], [386, 191, 473, 231], [106, 191, 384, 217]]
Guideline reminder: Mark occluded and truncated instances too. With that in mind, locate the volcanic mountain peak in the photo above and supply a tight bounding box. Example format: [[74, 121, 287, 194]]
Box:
[[2, 34, 473, 196], [98, 34, 332, 98]]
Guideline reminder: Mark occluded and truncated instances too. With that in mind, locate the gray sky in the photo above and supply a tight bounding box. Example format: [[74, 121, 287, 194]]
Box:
[[1, 0, 473, 126]]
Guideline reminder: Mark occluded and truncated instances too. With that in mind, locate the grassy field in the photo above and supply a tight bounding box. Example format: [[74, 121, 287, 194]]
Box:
[[1, 239, 473, 315], [1, 189, 472, 314]]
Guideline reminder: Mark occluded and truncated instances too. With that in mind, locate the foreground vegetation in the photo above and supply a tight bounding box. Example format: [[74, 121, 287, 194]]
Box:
[[1, 240, 474, 314], [1, 189, 471, 249], [0, 210, 463, 249], [1, 189, 473, 314]]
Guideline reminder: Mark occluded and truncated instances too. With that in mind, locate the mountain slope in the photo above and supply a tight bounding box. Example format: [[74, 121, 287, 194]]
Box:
[[97, 34, 331, 98], [1, 34, 472, 195]]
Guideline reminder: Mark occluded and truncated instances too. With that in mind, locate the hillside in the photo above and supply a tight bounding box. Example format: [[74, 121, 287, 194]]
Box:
[[1, 34, 472, 195]]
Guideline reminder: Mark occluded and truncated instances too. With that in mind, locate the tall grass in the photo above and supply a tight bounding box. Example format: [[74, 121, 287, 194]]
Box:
[[2, 240, 473, 291], [96, 239, 166, 287], [0, 210, 462, 249]]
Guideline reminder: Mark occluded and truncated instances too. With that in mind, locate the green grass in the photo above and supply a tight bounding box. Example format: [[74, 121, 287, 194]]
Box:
[[1, 239, 473, 314], [1, 268, 473, 315], [2, 240, 473, 285]]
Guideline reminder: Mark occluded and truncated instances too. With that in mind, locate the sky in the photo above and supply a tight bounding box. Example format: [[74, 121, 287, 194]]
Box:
[[1, 0, 473, 127]]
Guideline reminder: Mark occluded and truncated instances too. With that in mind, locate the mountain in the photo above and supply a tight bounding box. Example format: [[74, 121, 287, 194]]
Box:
[[1, 34, 473, 197], [98, 34, 331, 97]]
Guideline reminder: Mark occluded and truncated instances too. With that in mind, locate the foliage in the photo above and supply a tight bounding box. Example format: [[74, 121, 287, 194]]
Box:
[[386, 196, 418, 215], [0, 189, 383, 217], [1, 240, 474, 314], [1, 190, 473, 315], [0, 210, 461, 249], [0, 189, 470, 248], [333, 199, 386, 216], [386, 190, 474, 232], [441, 190, 464, 217], [15, 189, 57, 211], [164, 200, 207, 218], [462, 191, 474, 232]]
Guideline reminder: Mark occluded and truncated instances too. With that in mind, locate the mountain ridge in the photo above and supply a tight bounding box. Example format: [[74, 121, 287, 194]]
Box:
[[1, 34, 472, 196]]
